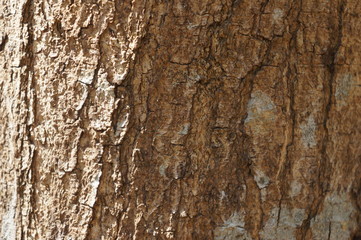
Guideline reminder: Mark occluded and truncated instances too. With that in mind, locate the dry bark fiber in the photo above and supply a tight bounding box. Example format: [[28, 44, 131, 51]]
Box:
[[1, 0, 361, 239]]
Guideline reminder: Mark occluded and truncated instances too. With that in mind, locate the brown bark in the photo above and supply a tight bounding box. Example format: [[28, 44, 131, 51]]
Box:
[[1, 0, 361, 239]]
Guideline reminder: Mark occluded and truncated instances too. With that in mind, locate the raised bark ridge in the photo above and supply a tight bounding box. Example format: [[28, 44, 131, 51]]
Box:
[[0, 0, 360, 239]]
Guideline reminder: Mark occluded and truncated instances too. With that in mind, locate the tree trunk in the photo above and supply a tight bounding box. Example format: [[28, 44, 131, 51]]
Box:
[[1, 0, 360, 239]]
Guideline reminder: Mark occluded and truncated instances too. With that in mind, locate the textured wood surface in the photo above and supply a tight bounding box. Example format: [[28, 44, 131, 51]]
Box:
[[0, 0, 360, 239]]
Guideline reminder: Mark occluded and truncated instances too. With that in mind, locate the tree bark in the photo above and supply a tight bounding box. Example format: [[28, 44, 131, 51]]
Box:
[[1, 0, 361, 239]]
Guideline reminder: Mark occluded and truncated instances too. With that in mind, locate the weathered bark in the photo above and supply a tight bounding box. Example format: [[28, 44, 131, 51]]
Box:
[[1, 0, 361, 239]]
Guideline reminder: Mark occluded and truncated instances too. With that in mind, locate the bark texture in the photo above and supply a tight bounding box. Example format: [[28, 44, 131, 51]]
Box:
[[1, 0, 361, 239]]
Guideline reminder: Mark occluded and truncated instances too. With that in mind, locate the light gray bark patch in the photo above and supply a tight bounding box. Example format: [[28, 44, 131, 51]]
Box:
[[214, 212, 252, 240], [260, 207, 306, 240], [115, 111, 130, 139], [159, 164, 167, 177], [78, 69, 95, 85], [89, 70, 116, 131], [311, 192, 357, 240], [253, 169, 270, 189], [335, 73, 353, 106], [1, 183, 16, 240], [179, 123, 190, 135], [245, 91, 276, 123], [290, 180, 302, 197], [300, 115, 317, 148], [272, 9, 284, 21]]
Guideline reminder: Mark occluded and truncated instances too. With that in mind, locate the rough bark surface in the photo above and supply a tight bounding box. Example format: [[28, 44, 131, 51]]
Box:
[[1, 0, 361, 239]]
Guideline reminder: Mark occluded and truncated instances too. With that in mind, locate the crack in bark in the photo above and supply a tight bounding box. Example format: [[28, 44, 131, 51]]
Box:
[[318, 0, 346, 191], [0, 34, 8, 51], [18, 0, 38, 238], [299, 3, 346, 237], [327, 221, 332, 240]]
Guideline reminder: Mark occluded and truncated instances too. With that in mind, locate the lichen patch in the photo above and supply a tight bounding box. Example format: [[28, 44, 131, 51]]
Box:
[[311, 192, 357, 240], [300, 115, 317, 148], [335, 73, 353, 107], [214, 212, 252, 240], [260, 207, 306, 240]]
